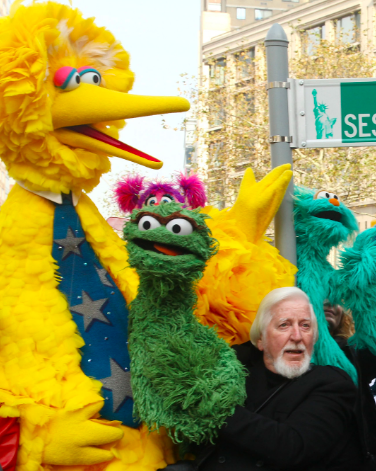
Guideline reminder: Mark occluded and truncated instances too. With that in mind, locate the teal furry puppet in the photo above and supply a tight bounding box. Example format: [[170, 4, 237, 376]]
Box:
[[294, 187, 359, 382], [124, 202, 247, 444], [331, 226, 376, 356]]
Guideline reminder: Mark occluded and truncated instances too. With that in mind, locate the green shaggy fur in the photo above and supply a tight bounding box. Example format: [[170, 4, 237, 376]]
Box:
[[124, 202, 247, 444]]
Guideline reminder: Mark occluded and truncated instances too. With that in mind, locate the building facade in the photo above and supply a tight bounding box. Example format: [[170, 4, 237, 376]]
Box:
[[192, 0, 375, 209], [201, 0, 367, 61]]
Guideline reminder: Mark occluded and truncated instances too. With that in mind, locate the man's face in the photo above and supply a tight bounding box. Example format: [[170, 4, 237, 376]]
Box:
[[257, 297, 314, 378], [323, 301, 344, 333]]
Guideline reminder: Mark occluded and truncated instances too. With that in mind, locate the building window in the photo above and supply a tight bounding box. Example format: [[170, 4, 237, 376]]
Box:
[[209, 58, 226, 86], [185, 146, 195, 166], [235, 48, 255, 80], [304, 24, 326, 55], [208, 92, 225, 128], [235, 91, 255, 118], [237, 8, 246, 20], [282, 0, 299, 2], [255, 9, 272, 21], [207, 0, 221, 12], [336, 12, 361, 44]]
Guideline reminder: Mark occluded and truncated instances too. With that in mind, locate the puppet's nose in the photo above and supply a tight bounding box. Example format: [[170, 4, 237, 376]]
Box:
[[329, 198, 340, 207]]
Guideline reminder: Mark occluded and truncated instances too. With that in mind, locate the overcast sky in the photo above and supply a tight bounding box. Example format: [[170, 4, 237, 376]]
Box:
[[35, 0, 201, 215]]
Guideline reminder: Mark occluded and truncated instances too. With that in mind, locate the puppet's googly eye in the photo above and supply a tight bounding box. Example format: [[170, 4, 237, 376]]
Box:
[[161, 195, 174, 204], [78, 67, 101, 86], [166, 219, 193, 235], [315, 190, 331, 200], [54, 67, 80, 91], [138, 215, 161, 231], [333, 194, 340, 201], [146, 196, 158, 206]]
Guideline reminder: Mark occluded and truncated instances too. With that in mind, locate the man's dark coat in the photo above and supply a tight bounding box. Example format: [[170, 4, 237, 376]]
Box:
[[199, 343, 364, 471]]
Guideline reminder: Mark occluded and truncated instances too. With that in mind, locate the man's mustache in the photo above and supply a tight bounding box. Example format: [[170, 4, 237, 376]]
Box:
[[283, 343, 307, 354]]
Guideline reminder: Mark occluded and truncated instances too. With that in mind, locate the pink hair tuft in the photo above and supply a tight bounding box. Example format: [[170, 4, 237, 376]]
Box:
[[177, 172, 207, 209], [114, 175, 145, 213]]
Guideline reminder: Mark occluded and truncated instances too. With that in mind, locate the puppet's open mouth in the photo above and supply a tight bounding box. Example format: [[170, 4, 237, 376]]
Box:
[[66, 125, 162, 165], [313, 211, 342, 222], [133, 238, 192, 256]]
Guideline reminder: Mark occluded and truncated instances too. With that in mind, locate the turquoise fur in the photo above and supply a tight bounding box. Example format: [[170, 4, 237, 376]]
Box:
[[294, 186, 358, 383], [332, 228, 376, 355], [124, 202, 247, 444]]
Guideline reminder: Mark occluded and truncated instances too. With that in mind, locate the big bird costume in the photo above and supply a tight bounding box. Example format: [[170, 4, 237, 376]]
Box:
[[0, 2, 295, 470]]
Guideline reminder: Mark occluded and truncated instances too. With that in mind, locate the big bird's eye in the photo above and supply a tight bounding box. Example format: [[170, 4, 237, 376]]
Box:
[[146, 196, 158, 206], [138, 215, 161, 231], [166, 219, 193, 235], [78, 66, 101, 86], [54, 67, 80, 91], [161, 195, 174, 204]]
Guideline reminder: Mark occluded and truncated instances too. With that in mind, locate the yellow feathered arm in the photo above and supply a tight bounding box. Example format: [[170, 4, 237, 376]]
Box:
[[227, 164, 292, 244], [195, 164, 296, 345]]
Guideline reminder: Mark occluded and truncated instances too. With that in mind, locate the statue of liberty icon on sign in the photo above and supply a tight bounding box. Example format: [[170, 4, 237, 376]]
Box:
[[312, 89, 337, 139]]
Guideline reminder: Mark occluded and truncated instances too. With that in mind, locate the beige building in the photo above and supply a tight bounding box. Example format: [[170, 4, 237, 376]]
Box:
[[201, 0, 365, 55], [191, 0, 372, 208]]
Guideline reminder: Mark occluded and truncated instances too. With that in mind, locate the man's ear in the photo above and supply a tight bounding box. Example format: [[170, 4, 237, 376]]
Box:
[[257, 337, 264, 352]]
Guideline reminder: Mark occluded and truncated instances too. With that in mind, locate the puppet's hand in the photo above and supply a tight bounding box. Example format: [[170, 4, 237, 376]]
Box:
[[228, 164, 292, 243], [333, 227, 376, 354], [43, 402, 123, 465]]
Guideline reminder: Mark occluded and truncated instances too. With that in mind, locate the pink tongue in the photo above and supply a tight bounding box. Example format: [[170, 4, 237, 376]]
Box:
[[68, 125, 161, 163]]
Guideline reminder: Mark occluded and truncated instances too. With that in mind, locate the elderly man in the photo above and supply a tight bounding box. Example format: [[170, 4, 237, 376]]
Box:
[[162, 287, 364, 471]]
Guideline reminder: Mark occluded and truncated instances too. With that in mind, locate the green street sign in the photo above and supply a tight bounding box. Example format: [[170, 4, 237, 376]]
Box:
[[288, 78, 376, 148], [341, 82, 376, 143]]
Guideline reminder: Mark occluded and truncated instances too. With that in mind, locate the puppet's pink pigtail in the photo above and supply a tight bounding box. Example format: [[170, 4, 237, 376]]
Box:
[[177, 173, 207, 209], [114, 175, 145, 213]]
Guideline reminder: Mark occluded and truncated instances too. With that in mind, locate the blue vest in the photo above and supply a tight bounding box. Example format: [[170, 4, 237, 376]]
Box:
[[51, 193, 138, 428]]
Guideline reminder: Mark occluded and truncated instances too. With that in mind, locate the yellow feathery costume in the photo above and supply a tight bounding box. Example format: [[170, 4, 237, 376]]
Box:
[[0, 2, 188, 470], [197, 166, 296, 346], [0, 2, 295, 470]]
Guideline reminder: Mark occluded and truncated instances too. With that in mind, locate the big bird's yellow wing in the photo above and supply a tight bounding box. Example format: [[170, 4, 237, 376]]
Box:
[[227, 164, 293, 244], [195, 165, 296, 345]]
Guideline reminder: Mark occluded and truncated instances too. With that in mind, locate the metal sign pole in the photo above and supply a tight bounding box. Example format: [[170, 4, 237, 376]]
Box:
[[265, 23, 297, 266]]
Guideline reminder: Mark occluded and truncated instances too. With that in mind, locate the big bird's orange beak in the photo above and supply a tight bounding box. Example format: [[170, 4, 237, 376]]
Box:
[[52, 84, 190, 169]]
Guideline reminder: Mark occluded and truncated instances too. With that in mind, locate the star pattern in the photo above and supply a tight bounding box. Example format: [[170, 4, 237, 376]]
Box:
[[95, 265, 114, 288], [54, 227, 85, 260], [70, 291, 110, 331], [100, 358, 133, 412]]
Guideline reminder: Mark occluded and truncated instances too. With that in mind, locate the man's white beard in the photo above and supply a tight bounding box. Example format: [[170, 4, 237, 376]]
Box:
[[273, 343, 311, 379]]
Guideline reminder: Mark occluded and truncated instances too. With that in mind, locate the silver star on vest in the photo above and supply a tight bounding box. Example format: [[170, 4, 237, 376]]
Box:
[[70, 291, 110, 331], [100, 358, 133, 412], [94, 265, 114, 288], [54, 227, 85, 260]]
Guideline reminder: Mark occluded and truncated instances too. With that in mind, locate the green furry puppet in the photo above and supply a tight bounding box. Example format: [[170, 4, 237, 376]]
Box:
[[124, 202, 247, 444], [294, 187, 359, 382]]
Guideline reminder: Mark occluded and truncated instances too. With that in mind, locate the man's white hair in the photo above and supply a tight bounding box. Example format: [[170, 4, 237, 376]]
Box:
[[250, 287, 318, 346]]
